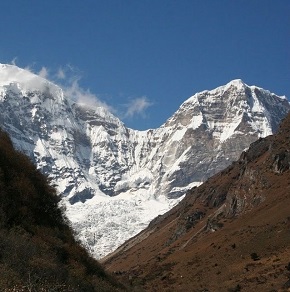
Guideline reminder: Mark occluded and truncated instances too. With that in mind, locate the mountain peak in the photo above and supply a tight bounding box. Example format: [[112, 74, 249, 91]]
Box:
[[224, 78, 247, 91], [0, 63, 61, 96], [229, 78, 246, 85]]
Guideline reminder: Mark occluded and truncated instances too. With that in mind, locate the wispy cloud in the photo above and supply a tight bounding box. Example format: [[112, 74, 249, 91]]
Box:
[[9, 62, 153, 119], [30, 64, 112, 111], [24, 64, 34, 73], [56, 67, 66, 80], [9, 57, 34, 73], [63, 78, 115, 113], [124, 96, 153, 118], [10, 57, 18, 65], [38, 66, 49, 79]]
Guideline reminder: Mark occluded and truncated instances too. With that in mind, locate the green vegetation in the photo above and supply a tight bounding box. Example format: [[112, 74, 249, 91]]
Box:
[[0, 129, 125, 291]]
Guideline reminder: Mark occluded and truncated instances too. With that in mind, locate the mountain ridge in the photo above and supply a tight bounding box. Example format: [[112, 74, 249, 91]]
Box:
[[0, 63, 289, 258]]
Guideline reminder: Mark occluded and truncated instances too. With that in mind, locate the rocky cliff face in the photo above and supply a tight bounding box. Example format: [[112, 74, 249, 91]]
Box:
[[0, 63, 289, 258], [151, 79, 289, 198]]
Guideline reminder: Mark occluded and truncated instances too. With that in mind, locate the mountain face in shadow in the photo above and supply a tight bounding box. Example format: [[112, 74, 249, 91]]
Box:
[[103, 113, 290, 292], [0, 128, 125, 291]]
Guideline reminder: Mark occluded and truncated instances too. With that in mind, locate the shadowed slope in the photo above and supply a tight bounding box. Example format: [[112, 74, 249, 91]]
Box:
[[0, 129, 126, 291]]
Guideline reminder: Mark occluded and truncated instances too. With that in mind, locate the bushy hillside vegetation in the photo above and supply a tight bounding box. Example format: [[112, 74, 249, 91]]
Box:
[[0, 129, 125, 291]]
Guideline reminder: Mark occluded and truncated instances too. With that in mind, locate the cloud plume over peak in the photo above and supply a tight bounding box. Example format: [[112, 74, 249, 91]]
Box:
[[5, 61, 154, 123], [63, 79, 114, 113], [56, 67, 66, 80], [38, 67, 49, 79], [124, 96, 153, 118]]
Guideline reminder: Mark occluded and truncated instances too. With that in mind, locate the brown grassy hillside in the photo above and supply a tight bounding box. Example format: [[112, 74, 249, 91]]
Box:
[[103, 114, 290, 292]]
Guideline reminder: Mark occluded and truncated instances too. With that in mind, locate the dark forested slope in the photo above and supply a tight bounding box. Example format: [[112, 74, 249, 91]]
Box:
[[0, 129, 125, 291]]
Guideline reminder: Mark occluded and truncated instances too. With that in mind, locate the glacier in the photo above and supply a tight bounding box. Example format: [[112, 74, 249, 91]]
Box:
[[0, 64, 289, 258]]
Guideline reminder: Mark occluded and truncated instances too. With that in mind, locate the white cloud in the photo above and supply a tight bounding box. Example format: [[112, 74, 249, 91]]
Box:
[[63, 78, 115, 113], [5, 61, 155, 121], [56, 67, 66, 80], [0, 64, 53, 92], [124, 96, 153, 118], [53, 65, 115, 113], [24, 64, 34, 73], [10, 57, 18, 66], [38, 66, 49, 79]]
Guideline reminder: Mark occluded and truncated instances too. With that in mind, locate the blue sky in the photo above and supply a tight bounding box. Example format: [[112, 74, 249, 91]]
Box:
[[0, 0, 289, 130]]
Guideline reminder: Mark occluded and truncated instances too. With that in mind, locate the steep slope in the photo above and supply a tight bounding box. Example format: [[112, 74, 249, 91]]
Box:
[[147, 78, 289, 198], [0, 63, 289, 257], [0, 128, 125, 291], [103, 113, 290, 292]]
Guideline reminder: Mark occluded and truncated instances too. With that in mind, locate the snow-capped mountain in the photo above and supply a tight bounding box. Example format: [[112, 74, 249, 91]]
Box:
[[0, 64, 289, 258]]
